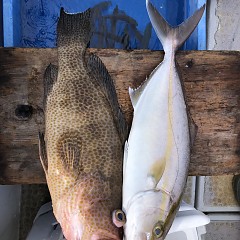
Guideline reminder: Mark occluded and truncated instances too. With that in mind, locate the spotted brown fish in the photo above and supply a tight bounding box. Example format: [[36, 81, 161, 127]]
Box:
[[39, 8, 128, 240]]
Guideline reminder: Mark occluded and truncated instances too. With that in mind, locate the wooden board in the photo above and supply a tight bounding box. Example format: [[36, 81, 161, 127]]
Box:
[[0, 48, 239, 184]]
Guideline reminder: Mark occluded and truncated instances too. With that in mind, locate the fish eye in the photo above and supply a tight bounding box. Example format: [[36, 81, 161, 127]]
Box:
[[112, 209, 126, 228], [153, 222, 164, 238]]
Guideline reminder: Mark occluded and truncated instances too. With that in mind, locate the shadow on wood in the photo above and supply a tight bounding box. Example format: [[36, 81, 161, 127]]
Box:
[[0, 48, 239, 184]]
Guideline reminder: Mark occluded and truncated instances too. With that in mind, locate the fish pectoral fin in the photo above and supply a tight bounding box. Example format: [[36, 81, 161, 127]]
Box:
[[146, 175, 157, 189], [86, 53, 128, 144], [57, 134, 82, 175], [43, 64, 58, 108], [148, 159, 166, 188], [38, 132, 48, 174]]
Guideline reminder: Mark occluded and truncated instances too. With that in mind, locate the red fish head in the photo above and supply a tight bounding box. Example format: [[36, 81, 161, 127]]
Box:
[[54, 176, 126, 240]]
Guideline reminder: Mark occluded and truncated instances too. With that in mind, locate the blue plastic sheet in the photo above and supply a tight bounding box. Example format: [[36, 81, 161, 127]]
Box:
[[3, 0, 206, 50]]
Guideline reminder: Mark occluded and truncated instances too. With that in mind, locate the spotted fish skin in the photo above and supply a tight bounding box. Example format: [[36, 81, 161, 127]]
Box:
[[39, 8, 128, 240], [122, 1, 205, 239]]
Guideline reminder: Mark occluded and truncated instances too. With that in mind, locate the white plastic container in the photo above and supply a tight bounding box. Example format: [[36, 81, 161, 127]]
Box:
[[166, 202, 210, 240]]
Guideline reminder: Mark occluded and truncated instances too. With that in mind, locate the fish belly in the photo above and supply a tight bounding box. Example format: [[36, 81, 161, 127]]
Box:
[[123, 59, 190, 208]]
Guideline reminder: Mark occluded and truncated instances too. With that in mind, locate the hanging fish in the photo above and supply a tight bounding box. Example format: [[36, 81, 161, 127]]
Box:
[[122, 1, 205, 239], [39, 8, 128, 240]]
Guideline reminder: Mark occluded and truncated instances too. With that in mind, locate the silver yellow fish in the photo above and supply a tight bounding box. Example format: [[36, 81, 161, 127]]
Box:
[[122, 1, 205, 239], [39, 8, 128, 240]]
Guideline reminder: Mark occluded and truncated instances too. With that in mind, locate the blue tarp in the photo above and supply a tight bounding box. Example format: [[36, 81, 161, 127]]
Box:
[[0, 1, 3, 46], [3, 0, 206, 50]]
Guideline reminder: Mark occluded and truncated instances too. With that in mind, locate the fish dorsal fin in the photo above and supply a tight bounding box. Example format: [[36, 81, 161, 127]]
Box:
[[129, 76, 151, 108], [57, 132, 82, 175], [43, 64, 58, 109], [86, 53, 128, 144]]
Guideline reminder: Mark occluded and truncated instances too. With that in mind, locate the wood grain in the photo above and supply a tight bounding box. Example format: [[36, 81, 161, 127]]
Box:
[[0, 48, 239, 184]]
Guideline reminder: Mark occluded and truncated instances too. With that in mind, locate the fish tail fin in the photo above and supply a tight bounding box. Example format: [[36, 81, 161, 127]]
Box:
[[146, 0, 205, 52], [57, 8, 92, 48]]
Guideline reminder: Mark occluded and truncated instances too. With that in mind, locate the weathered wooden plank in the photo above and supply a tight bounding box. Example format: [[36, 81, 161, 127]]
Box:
[[0, 48, 239, 184]]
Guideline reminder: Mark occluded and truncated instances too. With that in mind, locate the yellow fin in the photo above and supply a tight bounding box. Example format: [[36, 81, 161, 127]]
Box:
[[148, 120, 174, 186], [148, 157, 166, 187]]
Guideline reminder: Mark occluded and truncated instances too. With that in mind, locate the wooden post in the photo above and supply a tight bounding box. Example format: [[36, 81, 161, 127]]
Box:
[[0, 48, 239, 184]]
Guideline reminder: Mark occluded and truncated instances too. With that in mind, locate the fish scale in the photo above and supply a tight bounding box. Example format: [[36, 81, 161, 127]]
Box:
[[39, 8, 128, 240]]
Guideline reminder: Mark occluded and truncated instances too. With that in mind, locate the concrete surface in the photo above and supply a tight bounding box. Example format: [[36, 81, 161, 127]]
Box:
[[204, 214, 240, 240], [207, 0, 240, 50]]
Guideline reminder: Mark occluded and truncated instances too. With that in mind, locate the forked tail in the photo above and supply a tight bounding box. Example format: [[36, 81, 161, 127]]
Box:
[[146, 0, 205, 53]]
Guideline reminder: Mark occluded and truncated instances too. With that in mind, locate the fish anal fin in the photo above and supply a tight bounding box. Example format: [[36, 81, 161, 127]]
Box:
[[38, 132, 48, 175], [57, 132, 82, 175], [86, 53, 128, 144], [44, 64, 58, 108]]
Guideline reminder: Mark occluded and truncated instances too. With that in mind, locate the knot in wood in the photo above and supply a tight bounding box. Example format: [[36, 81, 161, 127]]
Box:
[[185, 59, 194, 68], [15, 104, 33, 120]]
